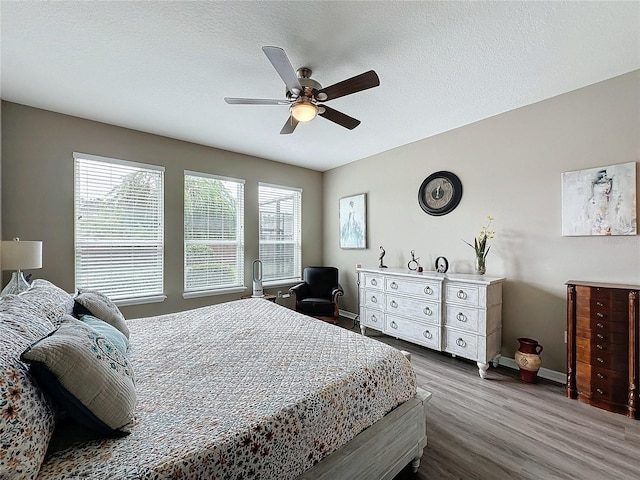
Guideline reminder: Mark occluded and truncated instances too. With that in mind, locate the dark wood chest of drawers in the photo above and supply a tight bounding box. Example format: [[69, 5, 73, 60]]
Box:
[[566, 281, 639, 418]]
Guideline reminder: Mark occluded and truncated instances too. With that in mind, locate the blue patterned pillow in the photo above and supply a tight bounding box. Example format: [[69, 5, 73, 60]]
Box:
[[79, 314, 128, 355], [21, 315, 136, 436]]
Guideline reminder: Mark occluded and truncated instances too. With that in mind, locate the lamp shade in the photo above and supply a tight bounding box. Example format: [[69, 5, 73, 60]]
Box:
[[291, 102, 318, 122], [1, 239, 43, 270]]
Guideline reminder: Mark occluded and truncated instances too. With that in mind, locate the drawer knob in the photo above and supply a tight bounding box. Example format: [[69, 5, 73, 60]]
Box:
[[390, 321, 398, 329], [457, 290, 467, 300], [597, 373, 604, 379], [596, 333, 604, 339], [371, 315, 378, 323], [596, 344, 603, 350], [596, 388, 604, 395], [456, 337, 466, 347], [390, 281, 398, 290], [596, 322, 604, 328], [371, 296, 377, 303], [456, 312, 467, 322], [371, 279, 377, 286], [390, 300, 398, 308], [596, 312, 604, 318], [596, 357, 604, 363], [423, 306, 432, 316], [423, 330, 432, 339], [596, 301, 604, 307], [424, 286, 433, 295]]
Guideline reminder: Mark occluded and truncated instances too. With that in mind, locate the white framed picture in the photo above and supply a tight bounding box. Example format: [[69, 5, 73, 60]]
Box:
[[561, 161, 637, 236], [339, 193, 367, 249]]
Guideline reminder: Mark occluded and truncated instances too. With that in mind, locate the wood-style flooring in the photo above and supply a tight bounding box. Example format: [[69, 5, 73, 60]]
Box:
[[339, 322, 640, 480]]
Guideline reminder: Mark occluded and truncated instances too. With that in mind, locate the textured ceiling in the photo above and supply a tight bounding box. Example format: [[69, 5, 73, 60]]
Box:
[[1, 1, 639, 172]]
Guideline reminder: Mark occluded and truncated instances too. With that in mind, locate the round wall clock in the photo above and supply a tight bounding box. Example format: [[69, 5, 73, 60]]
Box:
[[418, 171, 463, 216]]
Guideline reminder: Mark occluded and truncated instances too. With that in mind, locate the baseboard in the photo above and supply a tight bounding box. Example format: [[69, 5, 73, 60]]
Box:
[[499, 356, 565, 384], [339, 309, 358, 321]]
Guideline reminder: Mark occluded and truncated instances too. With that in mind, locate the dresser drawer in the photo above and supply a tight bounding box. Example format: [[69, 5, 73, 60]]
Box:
[[385, 277, 441, 300], [444, 304, 479, 333], [576, 306, 628, 324], [360, 308, 383, 330], [386, 294, 441, 324], [576, 316, 628, 334], [576, 362, 628, 386], [362, 289, 384, 309], [575, 347, 628, 371], [575, 326, 628, 346], [361, 273, 384, 290], [445, 283, 482, 308], [576, 297, 629, 314], [443, 329, 478, 361], [575, 285, 630, 302], [385, 314, 441, 350], [575, 336, 628, 355]]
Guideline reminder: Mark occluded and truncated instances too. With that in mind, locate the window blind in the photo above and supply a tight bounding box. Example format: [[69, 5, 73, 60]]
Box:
[[74, 153, 164, 301], [184, 172, 245, 293], [258, 183, 302, 284]]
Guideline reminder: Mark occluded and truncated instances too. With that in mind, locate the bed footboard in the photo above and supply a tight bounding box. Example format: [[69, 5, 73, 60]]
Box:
[[297, 386, 431, 480]]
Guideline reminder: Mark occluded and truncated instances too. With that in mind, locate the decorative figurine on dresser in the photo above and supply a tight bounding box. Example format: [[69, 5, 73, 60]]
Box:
[[357, 266, 505, 378], [566, 281, 639, 419]]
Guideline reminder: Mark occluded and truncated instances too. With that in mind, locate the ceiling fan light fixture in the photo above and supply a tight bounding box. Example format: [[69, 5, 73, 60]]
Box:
[[291, 102, 318, 122]]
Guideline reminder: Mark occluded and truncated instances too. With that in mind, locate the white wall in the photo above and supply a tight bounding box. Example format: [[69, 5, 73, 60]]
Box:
[[323, 71, 640, 373]]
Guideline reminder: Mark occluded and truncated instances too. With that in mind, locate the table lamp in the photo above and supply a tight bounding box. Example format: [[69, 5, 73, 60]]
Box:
[[1, 238, 43, 296]]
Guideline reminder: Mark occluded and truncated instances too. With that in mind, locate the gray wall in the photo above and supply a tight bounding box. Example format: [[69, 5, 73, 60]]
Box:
[[322, 71, 640, 373], [1, 102, 323, 318]]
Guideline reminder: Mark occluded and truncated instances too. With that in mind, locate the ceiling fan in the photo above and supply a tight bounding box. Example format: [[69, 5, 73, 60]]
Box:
[[224, 46, 380, 134]]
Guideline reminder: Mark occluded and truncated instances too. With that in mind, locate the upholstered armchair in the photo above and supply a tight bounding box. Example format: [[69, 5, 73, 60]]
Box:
[[289, 266, 344, 323]]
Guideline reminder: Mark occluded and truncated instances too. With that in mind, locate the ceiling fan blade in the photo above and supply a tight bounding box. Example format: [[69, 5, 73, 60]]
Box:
[[224, 97, 289, 105], [316, 70, 380, 102], [262, 46, 303, 94], [318, 106, 361, 130], [280, 116, 299, 135]]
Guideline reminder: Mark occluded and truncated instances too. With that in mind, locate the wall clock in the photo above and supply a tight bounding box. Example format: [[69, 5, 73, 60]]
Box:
[[418, 171, 463, 216]]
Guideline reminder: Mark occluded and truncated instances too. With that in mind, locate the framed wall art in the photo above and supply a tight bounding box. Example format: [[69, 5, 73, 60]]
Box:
[[561, 161, 637, 236], [339, 193, 367, 249]]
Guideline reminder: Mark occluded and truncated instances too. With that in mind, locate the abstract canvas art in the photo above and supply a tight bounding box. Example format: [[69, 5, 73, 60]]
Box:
[[339, 193, 367, 249], [561, 162, 637, 236]]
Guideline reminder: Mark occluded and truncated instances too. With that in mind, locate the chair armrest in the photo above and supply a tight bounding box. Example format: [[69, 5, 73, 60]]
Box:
[[289, 282, 309, 300], [331, 284, 344, 302]]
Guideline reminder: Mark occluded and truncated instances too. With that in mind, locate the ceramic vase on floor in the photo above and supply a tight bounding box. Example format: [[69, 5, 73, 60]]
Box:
[[514, 337, 543, 383]]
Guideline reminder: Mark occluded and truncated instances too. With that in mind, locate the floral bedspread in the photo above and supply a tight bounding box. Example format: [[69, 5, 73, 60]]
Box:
[[36, 299, 416, 480]]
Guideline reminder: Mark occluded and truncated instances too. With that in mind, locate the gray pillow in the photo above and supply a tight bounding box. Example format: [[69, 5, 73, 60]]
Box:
[[21, 315, 136, 436], [74, 289, 129, 339]]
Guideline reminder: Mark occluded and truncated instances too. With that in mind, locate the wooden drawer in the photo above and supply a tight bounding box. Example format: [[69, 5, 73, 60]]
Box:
[[444, 304, 479, 333], [575, 346, 628, 371], [360, 308, 383, 330], [445, 283, 482, 308], [362, 273, 384, 290], [576, 365, 628, 404], [443, 328, 478, 361], [386, 294, 441, 324], [575, 336, 627, 355], [576, 362, 628, 385], [576, 316, 628, 333], [385, 277, 441, 300], [575, 285, 630, 302], [576, 296, 629, 314], [576, 306, 628, 324], [575, 326, 628, 346], [384, 314, 441, 350], [362, 289, 384, 309]]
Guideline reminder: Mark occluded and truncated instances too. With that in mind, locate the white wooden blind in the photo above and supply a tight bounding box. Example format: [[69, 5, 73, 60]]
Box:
[[258, 183, 302, 284], [184, 172, 245, 293], [74, 153, 164, 301]]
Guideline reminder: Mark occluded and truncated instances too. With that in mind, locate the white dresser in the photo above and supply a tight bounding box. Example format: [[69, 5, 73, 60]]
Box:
[[358, 267, 505, 378]]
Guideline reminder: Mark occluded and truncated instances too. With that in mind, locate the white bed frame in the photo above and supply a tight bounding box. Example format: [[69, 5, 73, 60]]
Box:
[[298, 386, 431, 480]]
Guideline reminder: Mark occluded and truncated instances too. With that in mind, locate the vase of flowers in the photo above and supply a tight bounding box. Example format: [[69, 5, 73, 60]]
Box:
[[465, 215, 495, 275]]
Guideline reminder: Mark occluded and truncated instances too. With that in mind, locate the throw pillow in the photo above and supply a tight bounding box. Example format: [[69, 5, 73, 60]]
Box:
[[18, 279, 75, 327], [74, 289, 129, 339], [21, 315, 136, 436], [79, 314, 128, 355], [0, 324, 55, 480]]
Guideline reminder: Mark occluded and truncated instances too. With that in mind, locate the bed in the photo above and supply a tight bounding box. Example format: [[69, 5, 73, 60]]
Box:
[[1, 280, 430, 480]]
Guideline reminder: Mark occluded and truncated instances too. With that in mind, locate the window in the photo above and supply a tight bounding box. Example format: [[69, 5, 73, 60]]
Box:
[[74, 153, 165, 303], [258, 183, 302, 285], [184, 172, 245, 296]]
